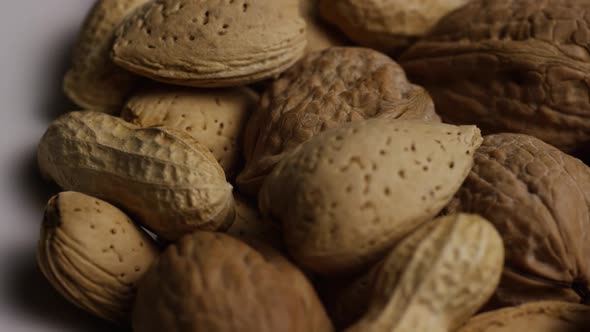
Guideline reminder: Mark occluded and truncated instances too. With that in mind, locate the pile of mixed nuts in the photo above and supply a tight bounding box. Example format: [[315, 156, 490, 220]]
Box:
[[35, 0, 590, 331]]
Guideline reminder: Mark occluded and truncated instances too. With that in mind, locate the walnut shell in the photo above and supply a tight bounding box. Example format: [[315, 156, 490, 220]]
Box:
[[259, 119, 482, 275], [133, 232, 333, 332], [446, 133, 590, 306], [37, 192, 159, 324], [401, 0, 590, 152], [238, 47, 440, 195]]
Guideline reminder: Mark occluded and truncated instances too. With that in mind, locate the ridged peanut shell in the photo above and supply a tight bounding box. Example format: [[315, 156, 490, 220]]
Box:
[[458, 301, 590, 332], [401, 0, 590, 152], [133, 232, 333, 332], [37, 192, 159, 323], [238, 47, 440, 195], [319, 0, 470, 54], [122, 85, 258, 177], [112, 0, 307, 87], [37, 111, 234, 241], [346, 214, 504, 332], [227, 194, 283, 251], [64, 0, 148, 113], [259, 119, 482, 275], [446, 133, 590, 306]]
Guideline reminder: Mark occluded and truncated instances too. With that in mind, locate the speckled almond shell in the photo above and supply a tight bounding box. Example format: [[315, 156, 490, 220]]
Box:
[[457, 301, 590, 332], [445, 133, 590, 307], [37, 192, 159, 324], [64, 0, 149, 113], [346, 214, 504, 332], [112, 0, 307, 87], [259, 119, 482, 275], [400, 0, 590, 152], [319, 0, 470, 54], [238, 47, 440, 196], [37, 111, 234, 241], [227, 194, 283, 250], [132, 232, 333, 332], [121, 85, 258, 177]]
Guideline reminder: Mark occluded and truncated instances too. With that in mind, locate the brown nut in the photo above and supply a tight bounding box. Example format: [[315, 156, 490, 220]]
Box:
[[64, 0, 149, 113], [346, 213, 504, 332], [299, 0, 347, 52], [401, 0, 590, 153], [122, 85, 259, 178], [446, 133, 590, 307], [37, 192, 159, 324], [237, 47, 440, 195], [259, 118, 482, 275], [457, 301, 590, 332], [227, 193, 283, 251], [112, 0, 307, 87], [319, 0, 470, 54], [133, 232, 333, 332], [37, 111, 234, 241]]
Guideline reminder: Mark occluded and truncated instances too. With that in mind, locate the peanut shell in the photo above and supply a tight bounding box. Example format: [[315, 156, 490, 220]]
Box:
[[64, 0, 148, 113], [122, 85, 258, 177], [319, 0, 470, 54], [133, 232, 333, 332], [238, 47, 440, 195], [37, 111, 234, 241], [37, 192, 159, 323], [446, 133, 590, 306], [112, 0, 307, 87], [401, 0, 590, 152], [458, 301, 590, 332], [346, 214, 504, 332], [259, 118, 482, 275]]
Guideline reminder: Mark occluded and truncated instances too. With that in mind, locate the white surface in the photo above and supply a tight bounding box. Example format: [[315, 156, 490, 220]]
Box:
[[0, 2, 127, 331]]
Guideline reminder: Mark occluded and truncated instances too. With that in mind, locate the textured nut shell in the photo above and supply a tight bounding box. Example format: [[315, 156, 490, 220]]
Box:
[[122, 85, 258, 177], [227, 194, 283, 250], [446, 133, 590, 306], [112, 0, 307, 87], [37, 192, 159, 323], [37, 111, 234, 241], [64, 0, 148, 113], [238, 47, 440, 195], [457, 301, 590, 332], [259, 119, 482, 275], [300, 0, 347, 52], [319, 0, 470, 54], [401, 0, 590, 152], [133, 232, 333, 332], [346, 214, 504, 332]]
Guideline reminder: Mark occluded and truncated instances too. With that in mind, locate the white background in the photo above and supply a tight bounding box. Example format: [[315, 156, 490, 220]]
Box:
[[0, 1, 127, 331]]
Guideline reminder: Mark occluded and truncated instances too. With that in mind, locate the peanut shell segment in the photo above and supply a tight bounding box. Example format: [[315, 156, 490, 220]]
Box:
[[37, 111, 234, 241], [259, 119, 482, 275], [133, 232, 333, 332], [346, 214, 504, 332], [37, 192, 159, 324], [112, 0, 307, 87]]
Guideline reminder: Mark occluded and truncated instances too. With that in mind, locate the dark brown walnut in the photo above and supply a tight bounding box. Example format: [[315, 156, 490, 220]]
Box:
[[400, 0, 590, 153], [446, 133, 590, 307], [237, 47, 439, 195], [133, 232, 333, 332]]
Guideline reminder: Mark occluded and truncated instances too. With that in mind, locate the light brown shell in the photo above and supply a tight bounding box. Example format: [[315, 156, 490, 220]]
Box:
[[299, 0, 347, 52], [133, 232, 333, 332], [122, 85, 258, 177], [64, 0, 149, 113], [37, 192, 159, 323], [238, 47, 440, 195], [112, 0, 307, 87], [319, 0, 470, 54], [346, 214, 504, 332], [457, 301, 590, 332], [227, 194, 283, 251], [259, 119, 482, 275], [37, 111, 234, 241]]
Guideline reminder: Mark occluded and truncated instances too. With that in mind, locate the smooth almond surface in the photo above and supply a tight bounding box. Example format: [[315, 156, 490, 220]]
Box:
[[259, 119, 482, 275], [112, 0, 307, 87]]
